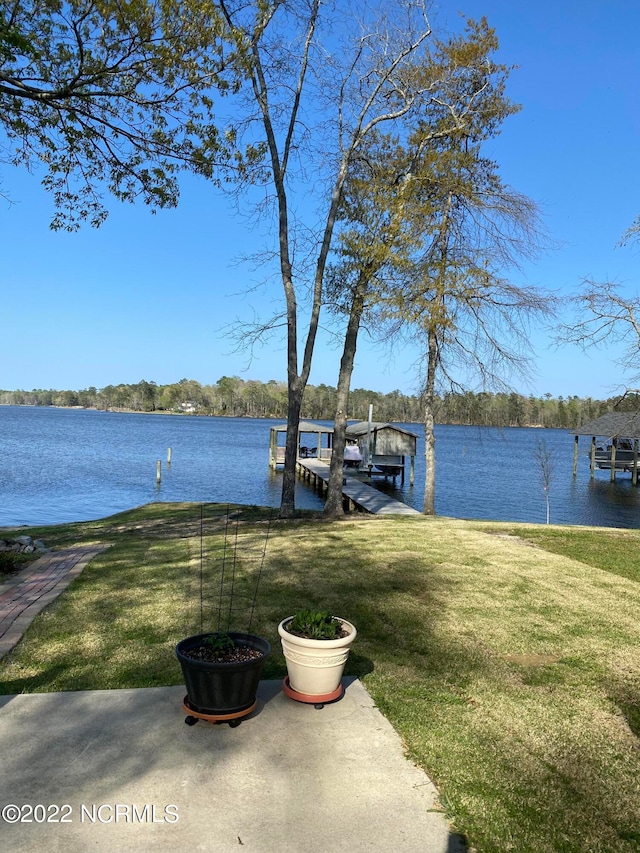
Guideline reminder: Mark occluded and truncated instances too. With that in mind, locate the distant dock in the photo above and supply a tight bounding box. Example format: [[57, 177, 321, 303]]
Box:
[[296, 459, 420, 516]]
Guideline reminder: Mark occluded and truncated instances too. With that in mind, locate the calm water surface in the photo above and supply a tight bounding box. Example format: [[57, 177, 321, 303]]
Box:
[[1, 406, 639, 529]]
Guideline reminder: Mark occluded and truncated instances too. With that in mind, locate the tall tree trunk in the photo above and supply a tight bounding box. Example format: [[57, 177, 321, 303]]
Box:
[[281, 378, 303, 517], [247, 11, 319, 519], [324, 276, 368, 517], [423, 323, 438, 515], [279, 258, 301, 516], [423, 195, 452, 515]]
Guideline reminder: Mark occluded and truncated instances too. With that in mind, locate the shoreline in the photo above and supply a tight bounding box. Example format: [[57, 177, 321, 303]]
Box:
[[0, 403, 559, 430]]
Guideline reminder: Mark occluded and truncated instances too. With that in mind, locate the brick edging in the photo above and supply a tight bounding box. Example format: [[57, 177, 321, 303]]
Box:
[[0, 545, 111, 659]]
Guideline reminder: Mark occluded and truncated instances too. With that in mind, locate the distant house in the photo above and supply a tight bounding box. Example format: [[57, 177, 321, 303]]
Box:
[[178, 401, 199, 413]]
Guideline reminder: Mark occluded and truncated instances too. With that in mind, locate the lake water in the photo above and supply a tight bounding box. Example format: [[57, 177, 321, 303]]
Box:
[[1, 406, 639, 529]]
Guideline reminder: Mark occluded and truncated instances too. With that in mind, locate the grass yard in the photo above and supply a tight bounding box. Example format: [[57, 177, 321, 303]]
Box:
[[1, 503, 639, 853], [480, 523, 640, 584]]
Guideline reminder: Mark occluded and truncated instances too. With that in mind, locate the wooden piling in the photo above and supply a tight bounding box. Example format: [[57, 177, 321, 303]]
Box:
[[167, 447, 172, 466], [610, 438, 617, 482], [269, 429, 277, 469], [156, 460, 161, 484]]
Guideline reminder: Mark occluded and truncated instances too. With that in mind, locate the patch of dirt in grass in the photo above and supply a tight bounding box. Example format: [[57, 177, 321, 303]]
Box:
[[503, 653, 562, 666], [103, 506, 289, 542], [488, 532, 543, 549]]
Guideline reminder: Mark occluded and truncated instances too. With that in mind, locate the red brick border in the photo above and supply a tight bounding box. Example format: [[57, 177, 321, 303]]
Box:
[[0, 545, 111, 658]]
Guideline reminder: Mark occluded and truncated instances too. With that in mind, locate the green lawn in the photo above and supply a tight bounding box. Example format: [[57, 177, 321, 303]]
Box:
[[479, 522, 640, 584], [1, 503, 639, 853]]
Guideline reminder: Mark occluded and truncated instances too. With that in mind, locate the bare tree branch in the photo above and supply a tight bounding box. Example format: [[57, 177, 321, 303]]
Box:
[[558, 279, 640, 383]]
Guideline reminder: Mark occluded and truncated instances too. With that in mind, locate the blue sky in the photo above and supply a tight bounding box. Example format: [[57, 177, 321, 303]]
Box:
[[2, 1, 639, 400]]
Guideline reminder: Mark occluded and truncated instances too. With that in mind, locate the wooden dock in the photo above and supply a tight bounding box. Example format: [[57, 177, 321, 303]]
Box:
[[296, 459, 420, 516]]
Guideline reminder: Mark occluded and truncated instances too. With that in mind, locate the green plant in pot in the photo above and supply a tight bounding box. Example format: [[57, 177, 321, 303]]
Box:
[[176, 629, 271, 724], [175, 508, 272, 726], [278, 609, 357, 703]]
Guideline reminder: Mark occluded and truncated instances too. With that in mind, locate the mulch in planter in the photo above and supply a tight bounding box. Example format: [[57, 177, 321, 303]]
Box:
[[181, 643, 265, 664]]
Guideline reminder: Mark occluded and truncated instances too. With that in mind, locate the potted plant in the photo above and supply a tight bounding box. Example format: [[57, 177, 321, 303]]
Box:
[[175, 506, 272, 727], [278, 609, 357, 704], [176, 629, 270, 725]]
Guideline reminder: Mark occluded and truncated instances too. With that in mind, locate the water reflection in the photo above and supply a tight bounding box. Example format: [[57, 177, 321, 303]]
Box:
[[582, 478, 640, 528]]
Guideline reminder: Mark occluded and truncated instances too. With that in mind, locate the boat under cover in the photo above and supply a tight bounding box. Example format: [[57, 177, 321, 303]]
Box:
[[593, 438, 638, 471]]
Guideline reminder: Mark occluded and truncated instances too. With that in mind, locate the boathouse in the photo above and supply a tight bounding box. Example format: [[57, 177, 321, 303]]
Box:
[[269, 418, 418, 485], [268, 419, 420, 514], [345, 421, 417, 484], [268, 421, 334, 469], [573, 412, 640, 484]]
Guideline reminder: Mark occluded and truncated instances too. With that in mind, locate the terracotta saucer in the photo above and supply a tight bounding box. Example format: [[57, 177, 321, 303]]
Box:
[[281, 676, 344, 705]]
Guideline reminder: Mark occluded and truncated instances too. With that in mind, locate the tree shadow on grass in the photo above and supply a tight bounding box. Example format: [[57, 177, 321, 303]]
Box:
[[251, 523, 640, 853], [3, 509, 638, 852]]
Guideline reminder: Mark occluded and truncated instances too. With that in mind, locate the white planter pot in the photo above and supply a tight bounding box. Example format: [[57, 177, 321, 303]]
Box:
[[278, 617, 357, 697]]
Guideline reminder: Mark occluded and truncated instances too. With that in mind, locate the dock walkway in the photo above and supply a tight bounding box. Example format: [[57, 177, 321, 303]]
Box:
[[296, 459, 420, 516]]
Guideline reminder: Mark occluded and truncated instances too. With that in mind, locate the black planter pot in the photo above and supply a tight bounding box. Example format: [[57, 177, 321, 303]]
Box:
[[176, 632, 271, 716]]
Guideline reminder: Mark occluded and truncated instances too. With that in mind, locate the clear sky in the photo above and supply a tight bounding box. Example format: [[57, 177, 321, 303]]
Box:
[[2, 0, 639, 400]]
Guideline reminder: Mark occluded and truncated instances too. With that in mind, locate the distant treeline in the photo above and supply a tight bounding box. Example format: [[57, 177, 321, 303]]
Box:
[[1, 377, 635, 430]]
